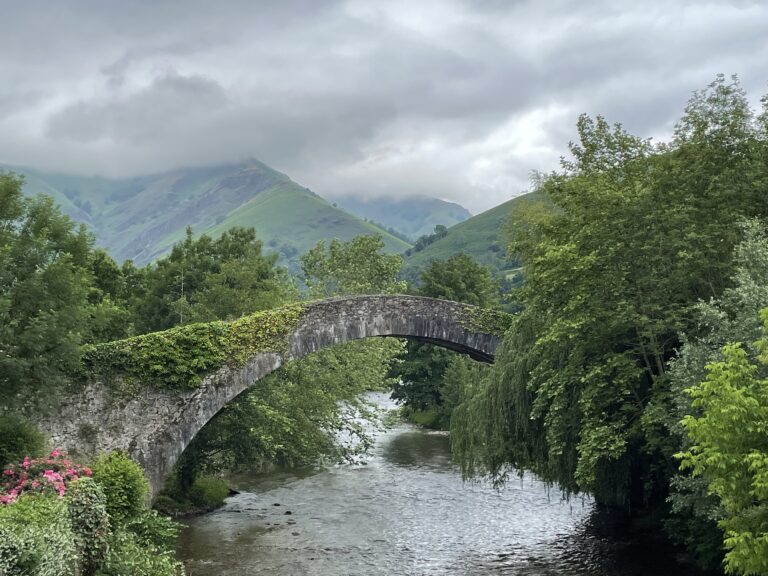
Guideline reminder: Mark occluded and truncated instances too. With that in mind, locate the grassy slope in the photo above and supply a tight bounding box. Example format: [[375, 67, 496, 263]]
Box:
[[331, 195, 472, 240], [6, 161, 410, 270], [401, 192, 539, 282]]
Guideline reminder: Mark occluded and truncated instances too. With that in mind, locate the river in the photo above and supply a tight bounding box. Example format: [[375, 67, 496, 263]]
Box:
[[177, 393, 707, 575]]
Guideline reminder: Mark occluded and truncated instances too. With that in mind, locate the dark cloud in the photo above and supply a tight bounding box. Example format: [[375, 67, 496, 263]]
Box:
[[0, 0, 767, 211]]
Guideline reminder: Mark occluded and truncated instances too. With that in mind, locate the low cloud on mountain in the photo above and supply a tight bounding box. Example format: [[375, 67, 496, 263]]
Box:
[[1, 0, 767, 211]]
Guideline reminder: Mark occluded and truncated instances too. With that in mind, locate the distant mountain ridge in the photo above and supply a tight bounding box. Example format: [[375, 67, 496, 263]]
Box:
[[330, 195, 471, 241], [3, 160, 411, 272]]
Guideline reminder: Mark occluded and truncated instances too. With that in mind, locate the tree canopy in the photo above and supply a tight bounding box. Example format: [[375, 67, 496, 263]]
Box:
[[451, 75, 768, 512]]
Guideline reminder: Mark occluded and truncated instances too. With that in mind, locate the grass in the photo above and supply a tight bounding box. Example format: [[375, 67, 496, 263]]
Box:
[[401, 192, 540, 282]]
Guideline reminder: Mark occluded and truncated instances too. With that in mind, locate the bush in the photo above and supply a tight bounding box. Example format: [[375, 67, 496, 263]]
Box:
[[95, 530, 184, 576], [188, 475, 229, 508], [91, 451, 149, 525], [126, 510, 181, 550], [0, 493, 79, 576], [0, 414, 46, 468], [152, 493, 188, 516], [1, 450, 93, 504], [67, 477, 110, 575]]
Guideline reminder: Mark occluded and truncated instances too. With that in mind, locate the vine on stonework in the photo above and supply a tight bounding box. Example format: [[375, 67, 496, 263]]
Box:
[[81, 303, 306, 390], [461, 306, 514, 337]]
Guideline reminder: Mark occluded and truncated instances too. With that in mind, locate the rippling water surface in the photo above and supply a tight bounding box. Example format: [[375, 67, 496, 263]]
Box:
[[177, 393, 705, 575]]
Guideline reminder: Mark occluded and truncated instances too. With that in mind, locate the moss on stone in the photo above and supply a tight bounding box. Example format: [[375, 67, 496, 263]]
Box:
[[81, 304, 306, 390], [460, 306, 514, 337]]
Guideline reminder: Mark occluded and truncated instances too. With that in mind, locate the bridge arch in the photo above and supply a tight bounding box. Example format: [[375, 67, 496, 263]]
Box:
[[40, 295, 508, 495]]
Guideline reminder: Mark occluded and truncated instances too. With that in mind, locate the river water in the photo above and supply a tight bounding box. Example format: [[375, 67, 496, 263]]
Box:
[[177, 393, 706, 575]]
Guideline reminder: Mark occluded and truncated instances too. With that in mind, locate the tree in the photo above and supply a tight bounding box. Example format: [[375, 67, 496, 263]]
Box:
[[300, 235, 405, 298], [679, 338, 768, 574], [133, 227, 295, 333], [665, 219, 768, 569], [391, 253, 498, 428], [0, 172, 94, 408], [451, 76, 768, 510]]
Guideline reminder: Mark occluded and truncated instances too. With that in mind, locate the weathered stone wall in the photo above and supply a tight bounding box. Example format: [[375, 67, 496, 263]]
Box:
[[38, 295, 504, 496]]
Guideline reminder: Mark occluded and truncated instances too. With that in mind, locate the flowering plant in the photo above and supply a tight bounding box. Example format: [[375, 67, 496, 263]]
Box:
[[0, 449, 92, 504]]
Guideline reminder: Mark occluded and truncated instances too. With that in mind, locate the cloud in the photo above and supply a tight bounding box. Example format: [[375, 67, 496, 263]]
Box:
[[1, 0, 767, 211]]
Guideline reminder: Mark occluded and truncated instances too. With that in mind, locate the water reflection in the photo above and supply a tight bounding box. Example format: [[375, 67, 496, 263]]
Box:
[[178, 394, 706, 576]]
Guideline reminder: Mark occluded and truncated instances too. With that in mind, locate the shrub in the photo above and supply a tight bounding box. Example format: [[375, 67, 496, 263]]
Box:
[[67, 477, 110, 575], [0, 493, 79, 576], [91, 451, 149, 525], [96, 530, 185, 576], [0, 415, 46, 468], [126, 509, 181, 550], [152, 493, 188, 516], [187, 475, 229, 508], [1, 450, 93, 504]]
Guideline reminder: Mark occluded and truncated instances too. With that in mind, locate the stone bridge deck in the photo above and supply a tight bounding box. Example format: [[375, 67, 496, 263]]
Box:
[[39, 295, 510, 495]]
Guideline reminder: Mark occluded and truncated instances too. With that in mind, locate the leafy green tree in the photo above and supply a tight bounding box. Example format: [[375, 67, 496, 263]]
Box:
[[451, 75, 768, 510], [181, 338, 398, 478], [301, 235, 405, 298], [133, 227, 295, 333], [665, 219, 768, 568], [391, 253, 498, 428], [418, 253, 498, 306], [679, 337, 768, 574], [0, 172, 94, 408]]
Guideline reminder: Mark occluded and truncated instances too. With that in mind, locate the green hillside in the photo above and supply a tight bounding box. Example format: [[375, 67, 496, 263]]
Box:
[[4, 160, 410, 272], [401, 192, 540, 283], [331, 195, 471, 240]]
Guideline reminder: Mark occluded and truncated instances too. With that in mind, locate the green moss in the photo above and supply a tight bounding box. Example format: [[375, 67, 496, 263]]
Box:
[[81, 303, 305, 390], [461, 306, 514, 337]]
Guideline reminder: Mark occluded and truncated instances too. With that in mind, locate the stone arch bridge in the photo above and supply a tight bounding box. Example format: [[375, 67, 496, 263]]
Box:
[[39, 295, 509, 496]]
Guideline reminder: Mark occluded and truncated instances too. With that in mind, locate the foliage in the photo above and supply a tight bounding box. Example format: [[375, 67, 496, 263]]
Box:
[[679, 338, 768, 574], [0, 414, 46, 467], [125, 510, 182, 551], [0, 493, 79, 576], [95, 529, 185, 576], [664, 219, 768, 568], [0, 448, 180, 575], [174, 235, 405, 488], [451, 75, 768, 511], [67, 477, 110, 575], [187, 475, 229, 508], [1, 449, 93, 504], [132, 226, 296, 333], [418, 253, 499, 307], [0, 172, 93, 408], [392, 253, 500, 428], [180, 338, 402, 479], [82, 303, 305, 390], [301, 235, 406, 298], [91, 451, 149, 525], [460, 306, 514, 336], [0, 171, 133, 410]]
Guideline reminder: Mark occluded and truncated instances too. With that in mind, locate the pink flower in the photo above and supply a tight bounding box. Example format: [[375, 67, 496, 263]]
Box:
[[21, 457, 30, 470]]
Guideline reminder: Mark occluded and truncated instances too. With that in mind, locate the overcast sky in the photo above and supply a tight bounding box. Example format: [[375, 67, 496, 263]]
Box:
[[1, 0, 767, 212]]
